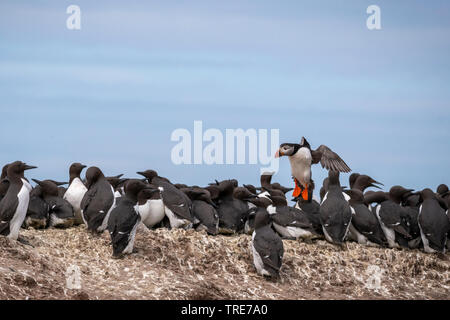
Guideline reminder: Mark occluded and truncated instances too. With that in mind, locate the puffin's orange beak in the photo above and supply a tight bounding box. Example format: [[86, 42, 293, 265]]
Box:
[[275, 149, 281, 158]]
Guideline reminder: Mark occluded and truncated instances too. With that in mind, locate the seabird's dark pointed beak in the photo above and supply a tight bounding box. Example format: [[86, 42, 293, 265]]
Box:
[[244, 194, 258, 201], [24, 165, 37, 171], [369, 183, 382, 190], [136, 172, 145, 177], [31, 178, 43, 186], [54, 181, 69, 186], [370, 179, 384, 186]]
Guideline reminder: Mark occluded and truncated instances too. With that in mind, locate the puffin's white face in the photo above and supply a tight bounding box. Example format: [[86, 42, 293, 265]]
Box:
[[275, 144, 296, 158]]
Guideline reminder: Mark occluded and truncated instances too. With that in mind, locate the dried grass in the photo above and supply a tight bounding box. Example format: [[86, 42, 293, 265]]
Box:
[[0, 225, 449, 300]]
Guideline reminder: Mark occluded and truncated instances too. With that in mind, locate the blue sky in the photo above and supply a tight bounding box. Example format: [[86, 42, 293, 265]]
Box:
[[0, 0, 449, 199]]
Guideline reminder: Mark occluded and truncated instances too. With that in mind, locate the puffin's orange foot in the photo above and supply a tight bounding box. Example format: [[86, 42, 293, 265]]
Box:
[[293, 185, 302, 198], [301, 185, 309, 201], [292, 180, 302, 198]]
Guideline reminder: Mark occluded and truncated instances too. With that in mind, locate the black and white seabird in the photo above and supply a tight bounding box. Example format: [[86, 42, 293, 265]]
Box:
[[107, 179, 154, 258], [137, 185, 165, 229], [213, 179, 249, 234], [267, 194, 316, 240], [368, 187, 412, 248], [232, 186, 259, 235], [251, 208, 284, 278], [63, 163, 87, 225], [0, 164, 10, 203], [0, 161, 36, 240], [344, 189, 387, 246], [275, 137, 351, 202], [80, 166, 116, 233], [401, 192, 422, 248], [417, 188, 449, 253], [319, 171, 352, 245], [182, 187, 219, 235], [137, 170, 196, 229], [32, 179, 75, 228], [106, 174, 127, 199], [24, 184, 49, 229], [345, 174, 384, 245]]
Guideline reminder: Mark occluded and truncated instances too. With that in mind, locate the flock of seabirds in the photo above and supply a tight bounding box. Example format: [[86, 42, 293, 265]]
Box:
[[0, 137, 449, 278]]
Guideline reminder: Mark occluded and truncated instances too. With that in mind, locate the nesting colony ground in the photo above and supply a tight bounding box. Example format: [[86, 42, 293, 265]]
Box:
[[0, 225, 449, 300]]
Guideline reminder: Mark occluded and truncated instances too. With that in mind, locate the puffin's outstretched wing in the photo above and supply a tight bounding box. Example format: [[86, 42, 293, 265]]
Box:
[[311, 145, 351, 173]]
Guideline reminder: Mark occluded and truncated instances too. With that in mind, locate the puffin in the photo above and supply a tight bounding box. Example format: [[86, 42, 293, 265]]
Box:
[[275, 137, 351, 202]]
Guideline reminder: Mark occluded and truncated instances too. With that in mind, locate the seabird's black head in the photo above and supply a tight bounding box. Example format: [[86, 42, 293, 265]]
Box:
[[267, 195, 288, 207], [32, 179, 59, 197], [204, 185, 220, 200], [243, 184, 258, 195], [69, 163, 87, 179], [124, 179, 154, 202], [137, 186, 160, 204], [249, 196, 272, 208], [344, 189, 365, 204], [420, 188, 436, 201], [275, 136, 311, 158], [85, 166, 105, 188], [270, 182, 294, 194], [349, 173, 360, 189], [1, 164, 10, 179], [389, 186, 414, 204], [436, 184, 449, 196], [233, 187, 258, 201], [275, 143, 300, 158], [402, 192, 420, 207], [254, 208, 271, 229], [136, 169, 158, 182], [7, 161, 37, 179], [217, 179, 238, 196], [106, 175, 128, 189], [353, 174, 383, 192]]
